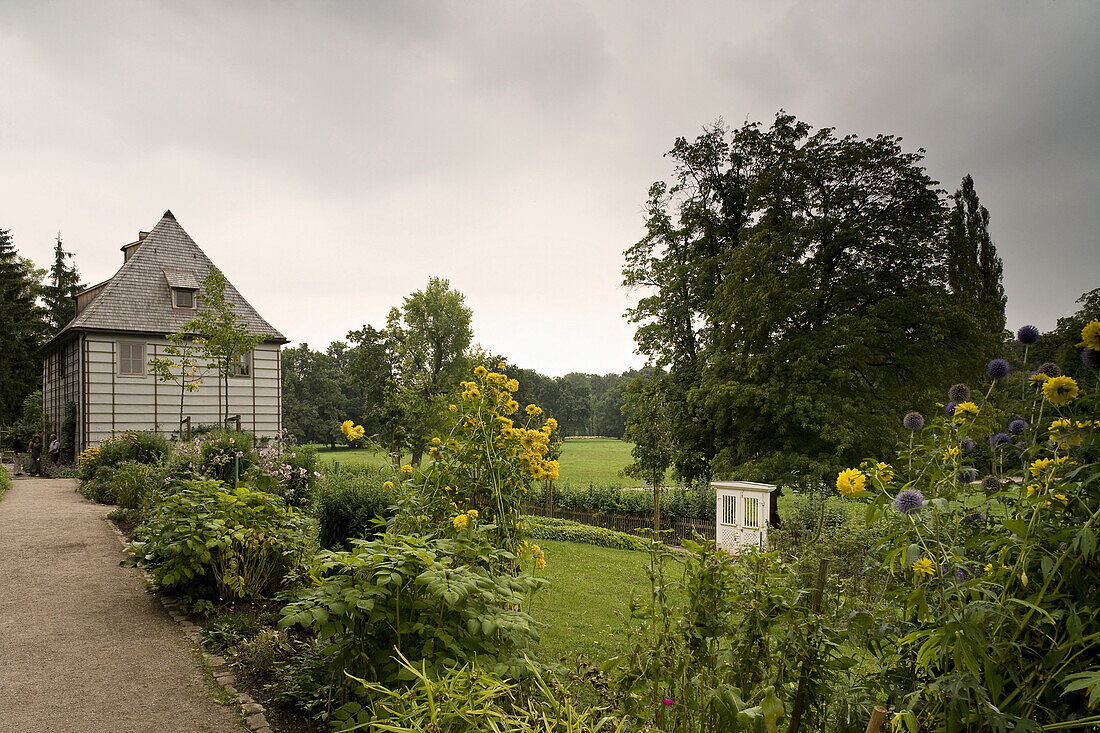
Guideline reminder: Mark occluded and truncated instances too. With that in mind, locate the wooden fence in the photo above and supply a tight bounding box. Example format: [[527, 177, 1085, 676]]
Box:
[[524, 503, 715, 546]]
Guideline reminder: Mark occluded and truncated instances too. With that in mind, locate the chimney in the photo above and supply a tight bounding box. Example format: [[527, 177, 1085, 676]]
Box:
[[121, 235, 145, 263], [139, 231, 149, 241]]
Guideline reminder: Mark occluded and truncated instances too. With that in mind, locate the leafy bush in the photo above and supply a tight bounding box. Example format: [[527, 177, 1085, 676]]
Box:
[[0, 467, 10, 501], [522, 516, 646, 551], [113, 460, 167, 509], [78, 430, 172, 482], [202, 610, 276, 654], [279, 526, 547, 696], [177, 429, 254, 484], [312, 469, 398, 549], [245, 430, 320, 507], [80, 465, 119, 504], [125, 478, 311, 602]]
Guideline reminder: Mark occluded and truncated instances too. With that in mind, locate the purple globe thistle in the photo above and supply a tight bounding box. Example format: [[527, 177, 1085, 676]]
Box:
[[1008, 419, 1027, 435], [1083, 348, 1100, 370], [948, 383, 971, 403], [987, 359, 1010, 379], [964, 510, 985, 526], [1036, 362, 1062, 378], [957, 468, 978, 483], [992, 432, 1011, 447], [903, 411, 925, 432], [1016, 325, 1040, 345], [946, 401, 959, 416], [894, 488, 925, 515], [961, 437, 975, 454], [981, 475, 1001, 492]]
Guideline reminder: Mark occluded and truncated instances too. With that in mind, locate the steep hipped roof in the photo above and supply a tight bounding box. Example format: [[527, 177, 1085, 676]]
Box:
[[50, 211, 287, 346]]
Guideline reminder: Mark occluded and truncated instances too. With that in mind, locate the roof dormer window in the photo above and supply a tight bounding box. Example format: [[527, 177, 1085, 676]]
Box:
[[173, 288, 195, 308]]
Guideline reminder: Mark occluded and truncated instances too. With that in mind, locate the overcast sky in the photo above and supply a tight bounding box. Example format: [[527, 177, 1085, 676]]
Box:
[[2, 1, 1096, 376]]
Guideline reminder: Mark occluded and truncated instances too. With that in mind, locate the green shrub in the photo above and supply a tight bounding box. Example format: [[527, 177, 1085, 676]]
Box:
[[0, 467, 10, 501], [186, 429, 255, 483], [245, 433, 319, 507], [113, 460, 167, 509], [522, 516, 646, 551], [279, 528, 547, 696], [125, 478, 311, 602], [79, 431, 172, 482], [203, 610, 275, 653], [312, 470, 398, 549], [80, 465, 119, 504], [238, 628, 285, 677]]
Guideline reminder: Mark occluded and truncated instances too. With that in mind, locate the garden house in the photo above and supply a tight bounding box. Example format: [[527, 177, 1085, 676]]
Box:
[[41, 211, 288, 452], [713, 481, 779, 551]]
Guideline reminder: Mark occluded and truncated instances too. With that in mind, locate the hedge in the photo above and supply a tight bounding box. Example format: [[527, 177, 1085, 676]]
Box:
[[521, 516, 647, 551]]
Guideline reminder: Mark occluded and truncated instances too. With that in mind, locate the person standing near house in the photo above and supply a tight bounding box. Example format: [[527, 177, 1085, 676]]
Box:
[[28, 435, 43, 477], [11, 434, 25, 476], [48, 433, 61, 465]]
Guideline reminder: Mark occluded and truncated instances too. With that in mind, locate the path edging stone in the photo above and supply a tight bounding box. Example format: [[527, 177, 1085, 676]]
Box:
[[109, 519, 274, 732]]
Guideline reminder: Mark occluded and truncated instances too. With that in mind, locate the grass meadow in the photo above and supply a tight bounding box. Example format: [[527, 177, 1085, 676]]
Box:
[[313, 436, 636, 487]]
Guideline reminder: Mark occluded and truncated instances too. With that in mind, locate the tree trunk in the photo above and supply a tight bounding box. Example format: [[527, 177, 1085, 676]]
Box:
[[653, 475, 661, 533]]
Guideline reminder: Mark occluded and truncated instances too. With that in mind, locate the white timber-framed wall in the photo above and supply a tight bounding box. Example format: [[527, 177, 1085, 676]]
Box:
[[44, 332, 282, 451], [82, 333, 281, 448]]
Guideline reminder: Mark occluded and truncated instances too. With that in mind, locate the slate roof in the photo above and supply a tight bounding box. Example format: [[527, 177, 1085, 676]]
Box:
[[49, 211, 287, 347]]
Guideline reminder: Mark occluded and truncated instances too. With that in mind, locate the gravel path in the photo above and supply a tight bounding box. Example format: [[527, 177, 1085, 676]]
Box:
[[0, 476, 242, 733]]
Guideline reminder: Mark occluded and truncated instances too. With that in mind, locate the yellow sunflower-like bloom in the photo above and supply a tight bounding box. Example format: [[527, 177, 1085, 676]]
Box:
[[545, 417, 558, 431], [382, 481, 394, 490], [400, 464, 413, 475], [876, 462, 894, 483], [912, 558, 935, 577], [1029, 373, 1050, 388], [453, 513, 469, 530], [449, 404, 458, 413], [1082, 320, 1100, 351], [505, 379, 519, 393], [836, 468, 867, 497], [941, 447, 960, 461], [467, 509, 478, 518], [953, 401, 979, 420], [526, 404, 542, 416], [1042, 375, 1079, 407], [474, 365, 488, 377]]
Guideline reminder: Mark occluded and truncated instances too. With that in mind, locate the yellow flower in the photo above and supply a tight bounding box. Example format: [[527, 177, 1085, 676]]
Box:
[[984, 563, 995, 574], [1049, 418, 1084, 448], [941, 446, 960, 460], [505, 379, 519, 393], [453, 513, 469, 530], [400, 464, 413, 475], [467, 509, 478, 518], [431, 437, 441, 445], [953, 401, 979, 420], [498, 362, 507, 370], [876, 462, 894, 483], [382, 481, 394, 490], [1029, 372, 1050, 388], [1030, 458, 1055, 479], [526, 404, 542, 416], [1052, 493, 1068, 506], [536, 556, 546, 570], [912, 558, 935, 577], [836, 468, 867, 497], [449, 404, 457, 413], [1042, 375, 1079, 407], [474, 365, 488, 377], [1082, 320, 1100, 351], [545, 417, 558, 431], [1026, 483, 1042, 495]]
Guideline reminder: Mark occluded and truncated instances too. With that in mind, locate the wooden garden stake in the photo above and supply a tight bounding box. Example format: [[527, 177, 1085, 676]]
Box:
[[864, 705, 889, 733], [789, 558, 828, 733]]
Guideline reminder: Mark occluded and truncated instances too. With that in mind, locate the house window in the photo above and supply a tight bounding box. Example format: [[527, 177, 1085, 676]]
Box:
[[743, 497, 761, 528], [721, 494, 737, 526], [119, 342, 145, 376], [173, 288, 195, 308], [230, 352, 252, 378]]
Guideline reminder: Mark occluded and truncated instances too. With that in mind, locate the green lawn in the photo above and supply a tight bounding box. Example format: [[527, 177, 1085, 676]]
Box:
[[556, 438, 634, 488], [313, 437, 636, 488], [527, 539, 651, 667]]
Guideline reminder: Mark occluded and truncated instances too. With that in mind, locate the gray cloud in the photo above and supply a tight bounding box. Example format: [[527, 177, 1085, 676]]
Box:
[[1, 0, 1096, 375]]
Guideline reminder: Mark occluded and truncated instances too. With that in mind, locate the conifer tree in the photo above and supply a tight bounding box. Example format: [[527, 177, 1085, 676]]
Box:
[[0, 228, 47, 423], [42, 233, 82, 335]]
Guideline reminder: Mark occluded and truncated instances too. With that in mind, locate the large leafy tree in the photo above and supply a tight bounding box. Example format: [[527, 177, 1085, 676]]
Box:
[[0, 228, 47, 424], [946, 174, 1006, 339], [42, 233, 82, 335], [281, 343, 348, 446], [625, 113, 1000, 485]]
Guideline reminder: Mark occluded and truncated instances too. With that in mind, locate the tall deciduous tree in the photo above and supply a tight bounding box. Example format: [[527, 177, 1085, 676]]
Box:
[[625, 113, 999, 485], [0, 228, 47, 424], [42, 233, 82, 335], [281, 343, 348, 446]]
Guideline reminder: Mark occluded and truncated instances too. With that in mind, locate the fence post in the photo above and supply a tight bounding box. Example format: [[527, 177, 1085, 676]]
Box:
[[234, 455, 239, 487], [864, 706, 889, 733]]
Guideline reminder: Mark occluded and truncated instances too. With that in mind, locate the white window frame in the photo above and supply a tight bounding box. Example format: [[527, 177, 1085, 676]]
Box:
[[118, 341, 146, 376]]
